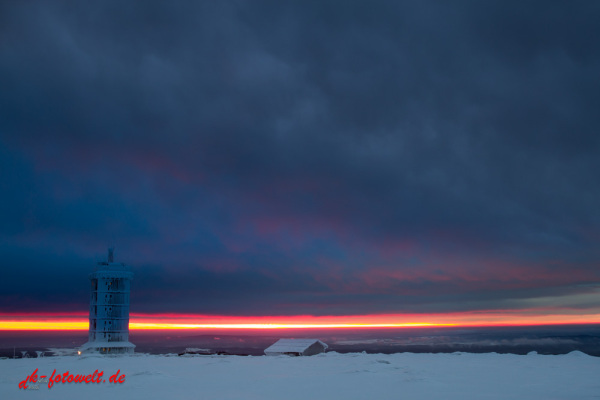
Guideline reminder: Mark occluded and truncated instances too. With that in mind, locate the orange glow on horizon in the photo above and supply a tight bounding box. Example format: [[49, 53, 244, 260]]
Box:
[[1, 311, 600, 331]]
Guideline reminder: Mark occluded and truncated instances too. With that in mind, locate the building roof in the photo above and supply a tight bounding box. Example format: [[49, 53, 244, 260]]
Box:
[[264, 339, 328, 354]]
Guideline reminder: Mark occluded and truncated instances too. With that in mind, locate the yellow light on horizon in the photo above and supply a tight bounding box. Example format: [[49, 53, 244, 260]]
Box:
[[0, 321, 88, 330], [129, 322, 456, 330], [1, 312, 600, 331], [0, 320, 454, 330]]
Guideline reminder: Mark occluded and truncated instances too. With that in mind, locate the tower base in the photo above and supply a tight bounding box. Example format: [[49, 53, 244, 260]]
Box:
[[80, 341, 135, 355]]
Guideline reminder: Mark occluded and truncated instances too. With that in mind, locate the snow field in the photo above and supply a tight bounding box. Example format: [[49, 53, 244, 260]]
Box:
[[1, 351, 599, 400]]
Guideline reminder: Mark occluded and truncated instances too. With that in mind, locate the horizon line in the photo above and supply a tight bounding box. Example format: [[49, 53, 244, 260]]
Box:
[[2, 311, 600, 330]]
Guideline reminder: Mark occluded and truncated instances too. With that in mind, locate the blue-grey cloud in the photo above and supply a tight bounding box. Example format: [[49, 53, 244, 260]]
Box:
[[1, 0, 599, 316]]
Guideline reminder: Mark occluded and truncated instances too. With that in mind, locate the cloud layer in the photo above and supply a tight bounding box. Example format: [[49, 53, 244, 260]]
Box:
[[1, 1, 599, 317]]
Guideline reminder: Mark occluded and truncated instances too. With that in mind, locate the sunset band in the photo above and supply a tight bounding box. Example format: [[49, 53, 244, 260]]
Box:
[[2, 313, 600, 331]]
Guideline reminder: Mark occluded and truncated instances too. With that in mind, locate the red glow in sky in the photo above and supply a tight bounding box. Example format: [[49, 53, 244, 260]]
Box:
[[1, 311, 599, 330]]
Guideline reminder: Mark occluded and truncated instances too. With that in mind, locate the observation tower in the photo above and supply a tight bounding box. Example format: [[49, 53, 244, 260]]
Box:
[[81, 248, 135, 354]]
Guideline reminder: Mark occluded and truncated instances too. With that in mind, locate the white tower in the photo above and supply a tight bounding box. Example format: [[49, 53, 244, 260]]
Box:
[[81, 248, 135, 354]]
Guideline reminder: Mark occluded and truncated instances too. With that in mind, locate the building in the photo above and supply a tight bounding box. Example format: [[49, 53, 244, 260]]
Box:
[[80, 248, 135, 354], [264, 339, 328, 356]]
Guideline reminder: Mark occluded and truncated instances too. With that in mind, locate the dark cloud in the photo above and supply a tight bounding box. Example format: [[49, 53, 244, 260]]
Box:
[[1, 1, 599, 316]]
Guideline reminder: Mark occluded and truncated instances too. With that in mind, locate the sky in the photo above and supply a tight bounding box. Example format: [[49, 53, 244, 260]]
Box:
[[1, 1, 599, 328]]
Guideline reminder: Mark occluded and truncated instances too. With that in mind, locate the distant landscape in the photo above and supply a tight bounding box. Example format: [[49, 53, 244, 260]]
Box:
[[3, 325, 600, 358]]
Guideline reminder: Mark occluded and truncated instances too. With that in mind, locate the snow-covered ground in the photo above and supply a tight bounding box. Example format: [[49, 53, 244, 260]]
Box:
[[1, 351, 599, 399]]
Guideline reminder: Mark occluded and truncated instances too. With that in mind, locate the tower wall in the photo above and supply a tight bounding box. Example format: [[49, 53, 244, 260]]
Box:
[[81, 251, 135, 354]]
